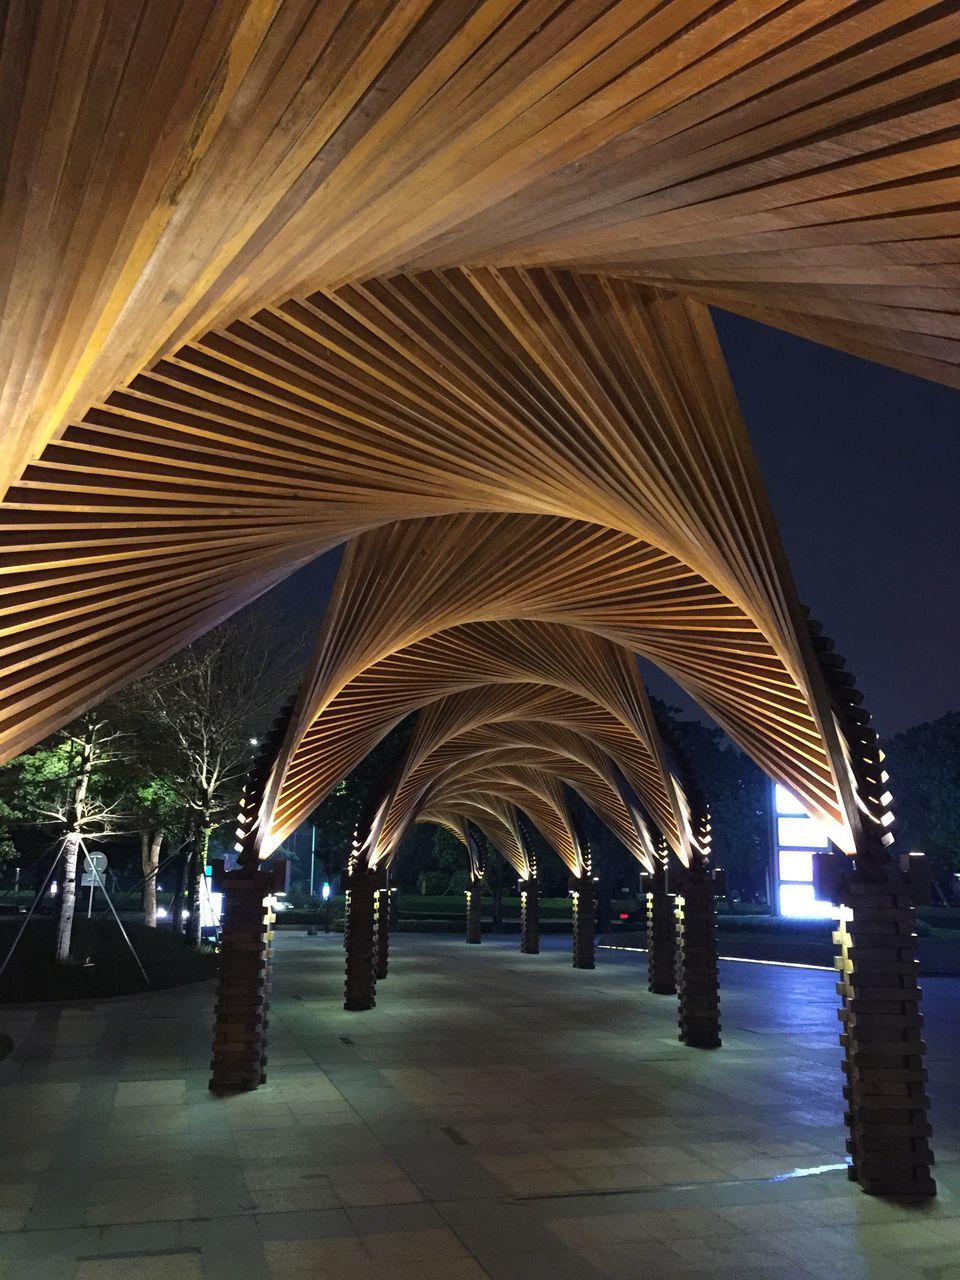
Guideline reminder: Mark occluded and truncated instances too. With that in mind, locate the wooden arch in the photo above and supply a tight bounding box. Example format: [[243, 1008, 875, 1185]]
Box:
[[371, 715, 665, 873], [401, 738, 659, 874], [5, 278, 853, 854], [265, 617, 685, 855], [1, 0, 946, 1197], [418, 798, 531, 882]]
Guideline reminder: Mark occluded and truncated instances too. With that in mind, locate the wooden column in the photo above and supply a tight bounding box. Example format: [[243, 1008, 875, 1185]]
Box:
[[375, 878, 391, 980], [344, 868, 379, 1011], [520, 879, 540, 954], [645, 863, 676, 995], [808, 614, 935, 1196], [465, 881, 482, 943], [571, 875, 596, 969], [835, 864, 935, 1196], [675, 861, 720, 1048], [209, 868, 276, 1092]]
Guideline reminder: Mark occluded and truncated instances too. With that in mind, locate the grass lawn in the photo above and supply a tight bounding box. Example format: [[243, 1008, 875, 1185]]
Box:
[[0, 917, 216, 1003]]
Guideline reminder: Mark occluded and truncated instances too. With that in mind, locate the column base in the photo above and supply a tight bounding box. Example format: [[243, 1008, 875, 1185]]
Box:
[[836, 868, 935, 1197], [375, 883, 391, 980], [466, 885, 482, 943], [344, 870, 379, 1011], [646, 874, 676, 995], [520, 882, 540, 954], [571, 876, 596, 969], [209, 869, 275, 1093], [676, 869, 720, 1048]]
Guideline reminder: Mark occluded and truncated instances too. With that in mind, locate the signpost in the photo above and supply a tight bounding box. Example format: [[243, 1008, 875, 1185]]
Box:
[[81, 851, 108, 918]]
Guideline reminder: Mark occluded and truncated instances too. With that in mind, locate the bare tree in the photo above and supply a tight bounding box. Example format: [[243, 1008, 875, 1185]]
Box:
[[133, 608, 301, 945]]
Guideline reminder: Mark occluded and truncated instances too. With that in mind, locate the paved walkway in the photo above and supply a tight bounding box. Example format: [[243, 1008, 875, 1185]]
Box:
[[0, 934, 958, 1279]]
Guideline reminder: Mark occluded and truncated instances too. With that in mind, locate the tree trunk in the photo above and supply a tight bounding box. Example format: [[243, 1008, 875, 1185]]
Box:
[[187, 823, 211, 948], [171, 840, 188, 934], [142, 830, 162, 927], [54, 831, 81, 964], [54, 728, 94, 965]]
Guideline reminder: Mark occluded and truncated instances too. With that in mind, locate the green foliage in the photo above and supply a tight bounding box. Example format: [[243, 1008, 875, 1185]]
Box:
[[306, 717, 415, 878], [886, 712, 960, 885], [651, 698, 770, 900]]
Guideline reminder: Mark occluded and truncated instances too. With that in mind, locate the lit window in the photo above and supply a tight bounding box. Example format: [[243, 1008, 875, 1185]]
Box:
[[779, 882, 834, 919], [779, 849, 813, 882], [774, 783, 805, 816], [777, 816, 829, 851]]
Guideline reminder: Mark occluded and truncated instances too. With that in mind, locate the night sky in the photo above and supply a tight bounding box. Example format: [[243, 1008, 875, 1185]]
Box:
[[266, 310, 960, 740]]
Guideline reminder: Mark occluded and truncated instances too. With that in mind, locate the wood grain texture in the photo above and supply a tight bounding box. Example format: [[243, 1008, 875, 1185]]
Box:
[[370, 688, 668, 872], [2, 0, 955, 502], [4, 0, 950, 858], [2, 269, 858, 846], [399, 731, 662, 874]]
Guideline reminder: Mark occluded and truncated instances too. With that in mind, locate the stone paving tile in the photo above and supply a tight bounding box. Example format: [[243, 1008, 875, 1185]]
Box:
[[0, 935, 957, 1279]]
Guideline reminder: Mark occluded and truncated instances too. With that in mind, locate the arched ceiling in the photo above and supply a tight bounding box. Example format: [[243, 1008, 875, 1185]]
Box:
[[387, 732, 659, 872], [265, 618, 683, 854], [425, 765, 585, 876], [3, 2, 953, 864], [371, 707, 666, 871], [3, 0, 955, 502], [418, 799, 531, 881], [263, 510, 849, 850]]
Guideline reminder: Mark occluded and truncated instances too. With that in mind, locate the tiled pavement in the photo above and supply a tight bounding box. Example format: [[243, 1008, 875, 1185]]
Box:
[[0, 933, 958, 1279]]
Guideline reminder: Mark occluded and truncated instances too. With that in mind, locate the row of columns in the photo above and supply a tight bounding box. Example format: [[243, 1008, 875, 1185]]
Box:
[[644, 859, 721, 1048], [210, 849, 934, 1199]]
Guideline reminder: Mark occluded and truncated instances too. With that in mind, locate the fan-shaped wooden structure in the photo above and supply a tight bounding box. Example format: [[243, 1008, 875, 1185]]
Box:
[[3, 0, 955, 505], [267, 609, 687, 859], [371, 715, 663, 873], [2, 0, 946, 1197]]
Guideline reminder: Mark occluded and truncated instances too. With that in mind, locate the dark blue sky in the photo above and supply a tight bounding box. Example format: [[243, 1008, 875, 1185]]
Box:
[[267, 310, 960, 739]]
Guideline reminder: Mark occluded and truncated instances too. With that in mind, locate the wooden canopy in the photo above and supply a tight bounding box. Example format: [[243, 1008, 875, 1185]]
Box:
[[3, 1, 954, 864]]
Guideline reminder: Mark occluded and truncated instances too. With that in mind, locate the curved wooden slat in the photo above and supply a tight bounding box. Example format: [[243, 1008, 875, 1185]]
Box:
[[3, 0, 955, 506]]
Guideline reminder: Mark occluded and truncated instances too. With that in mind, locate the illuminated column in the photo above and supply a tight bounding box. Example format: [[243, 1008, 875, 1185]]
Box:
[[808, 617, 935, 1197], [675, 858, 720, 1048], [343, 867, 379, 1011], [645, 860, 676, 995], [520, 878, 540, 954], [570, 875, 596, 969], [209, 867, 276, 1092], [208, 699, 297, 1095], [835, 863, 934, 1196], [374, 876, 392, 980], [465, 878, 483, 943]]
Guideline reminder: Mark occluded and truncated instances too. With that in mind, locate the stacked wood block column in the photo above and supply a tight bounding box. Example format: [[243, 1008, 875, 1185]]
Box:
[[465, 882, 483, 943], [344, 868, 379, 1011], [675, 864, 720, 1048], [209, 868, 276, 1092], [835, 865, 935, 1196], [646, 864, 676, 995], [808, 612, 935, 1195], [570, 875, 596, 969], [520, 880, 540, 954], [374, 880, 392, 980]]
